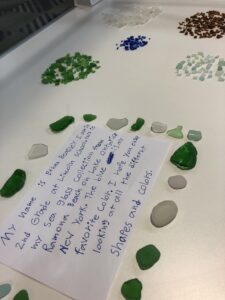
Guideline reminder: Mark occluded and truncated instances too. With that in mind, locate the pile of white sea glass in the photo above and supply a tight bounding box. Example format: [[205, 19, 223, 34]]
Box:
[[102, 4, 162, 28]]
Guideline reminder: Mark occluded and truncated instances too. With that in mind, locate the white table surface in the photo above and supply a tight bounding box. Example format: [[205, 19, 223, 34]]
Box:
[[1, 1, 225, 299]]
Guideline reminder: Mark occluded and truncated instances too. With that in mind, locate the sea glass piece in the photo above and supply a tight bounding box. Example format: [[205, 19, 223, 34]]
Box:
[[176, 61, 185, 70], [167, 126, 183, 139], [170, 142, 197, 170], [28, 144, 48, 159], [83, 114, 97, 122], [136, 244, 160, 270], [168, 175, 187, 190], [130, 118, 145, 131], [13, 289, 29, 300], [106, 118, 128, 130], [187, 130, 202, 141], [0, 169, 26, 198], [0, 283, 11, 299], [49, 116, 74, 132], [150, 200, 178, 227], [107, 152, 114, 164], [151, 121, 167, 133], [121, 278, 142, 300]]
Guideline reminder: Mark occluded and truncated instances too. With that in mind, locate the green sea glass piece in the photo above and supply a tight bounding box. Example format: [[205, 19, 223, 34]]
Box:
[[13, 289, 29, 300], [167, 126, 183, 139], [121, 278, 142, 300], [131, 118, 145, 131], [136, 244, 160, 270], [170, 142, 197, 170], [0, 283, 11, 298], [176, 61, 185, 70], [83, 114, 97, 122], [187, 130, 202, 141], [49, 116, 74, 132], [0, 169, 26, 198]]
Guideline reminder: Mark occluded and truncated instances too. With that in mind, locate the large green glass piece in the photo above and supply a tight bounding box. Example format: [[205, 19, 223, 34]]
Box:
[[167, 125, 183, 139], [0, 169, 26, 198], [136, 244, 160, 270], [170, 142, 197, 170], [130, 118, 145, 131], [121, 278, 142, 300], [13, 289, 29, 300], [49, 116, 74, 132]]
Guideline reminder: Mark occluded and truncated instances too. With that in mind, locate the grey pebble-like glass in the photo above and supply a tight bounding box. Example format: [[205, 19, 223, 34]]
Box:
[[168, 175, 187, 190], [150, 200, 178, 228], [106, 118, 128, 130], [28, 144, 48, 159]]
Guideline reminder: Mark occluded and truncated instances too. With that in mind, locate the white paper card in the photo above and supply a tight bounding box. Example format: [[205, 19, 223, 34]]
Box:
[[0, 124, 170, 300]]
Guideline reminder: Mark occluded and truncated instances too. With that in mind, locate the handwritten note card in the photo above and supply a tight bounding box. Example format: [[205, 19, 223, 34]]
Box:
[[0, 124, 170, 300]]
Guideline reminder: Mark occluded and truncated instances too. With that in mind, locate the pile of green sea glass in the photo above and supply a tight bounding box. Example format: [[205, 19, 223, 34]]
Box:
[[41, 52, 100, 85]]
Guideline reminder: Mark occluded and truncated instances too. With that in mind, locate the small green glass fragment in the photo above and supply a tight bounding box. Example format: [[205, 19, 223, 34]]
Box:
[[167, 125, 183, 139], [187, 130, 202, 141], [49, 116, 74, 132], [136, 244, 161, 270], [13, 289, 29, 300], [130, 118, 145, 131], [121, 278, 142, 300], [170, 142, 197, 170], [0, 169, 26, 198], [83, 114, 97, 122], [176, 61, 185, 70]]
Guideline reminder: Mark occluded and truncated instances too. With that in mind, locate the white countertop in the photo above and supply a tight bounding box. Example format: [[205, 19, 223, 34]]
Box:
[[1, 1, 225, 299]]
